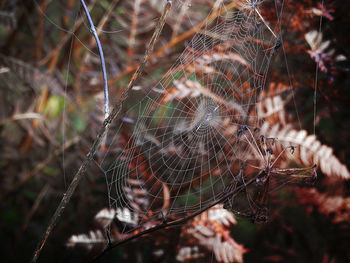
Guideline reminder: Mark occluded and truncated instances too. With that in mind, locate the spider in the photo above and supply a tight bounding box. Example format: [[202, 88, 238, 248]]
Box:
[[224, 127, 316, 223], [274, 38, 282, 51]]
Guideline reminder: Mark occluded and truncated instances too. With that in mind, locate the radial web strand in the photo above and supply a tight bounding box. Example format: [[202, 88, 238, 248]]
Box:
[[98, 0, 284, 232]]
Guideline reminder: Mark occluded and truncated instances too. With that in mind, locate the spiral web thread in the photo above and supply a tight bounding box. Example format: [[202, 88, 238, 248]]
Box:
[[99, 0, 280, 230]]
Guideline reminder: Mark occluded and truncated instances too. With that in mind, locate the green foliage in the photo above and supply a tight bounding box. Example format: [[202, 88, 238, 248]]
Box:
[[117, 7, 126, 15], [1, 0, 349, 262], [44, 95, 65, 120], [153, 101, 175, 124], [24, 190, 36, 200], [70, 111, 86, 132], [42, 166, 58, 176]]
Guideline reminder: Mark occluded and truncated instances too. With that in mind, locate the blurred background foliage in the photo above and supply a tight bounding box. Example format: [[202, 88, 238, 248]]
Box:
[[0, 0, 350, 262]]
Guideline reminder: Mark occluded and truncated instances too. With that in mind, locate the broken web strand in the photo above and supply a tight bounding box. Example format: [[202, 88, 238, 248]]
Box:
[[98, 0, 282, 238]]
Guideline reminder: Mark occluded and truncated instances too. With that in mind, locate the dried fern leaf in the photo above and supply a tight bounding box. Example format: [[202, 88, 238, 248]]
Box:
[[298, 188, 350, 223], [94, 207, 138, 228], [261, 123, 350, 179], [67, 230, 106, 250], [196, 51, 250, 68], [116, 207, 138, 225], [196, 204, 237, 227], [257, 94, 291, 125], [177, 246, 203, 262], [94, 208, 116, 228], [164, 79, 246, 117], [163, 80, 202, 102], [181, 205, 245, 263], [191, 231, 244, 263], [304, 30, 344, 73]]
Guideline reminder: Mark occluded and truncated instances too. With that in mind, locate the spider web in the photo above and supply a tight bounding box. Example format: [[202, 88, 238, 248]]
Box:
[[98, 0, 281, 227]]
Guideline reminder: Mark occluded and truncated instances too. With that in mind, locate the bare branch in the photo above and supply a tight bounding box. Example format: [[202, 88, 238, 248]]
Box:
[[31, 1, 172, 262]]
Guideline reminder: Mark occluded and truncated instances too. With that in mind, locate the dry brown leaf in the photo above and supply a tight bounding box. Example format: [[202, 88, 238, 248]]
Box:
[[260, 123, 350, 179]]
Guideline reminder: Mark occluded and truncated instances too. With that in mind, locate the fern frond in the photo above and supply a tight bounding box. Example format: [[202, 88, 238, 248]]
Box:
[[196, 51, 250, 69], [179, 204, 245, 263], [94, 207, 138, 228], [261, 123, 350, 179], [163, 79, 246, 117], [257, 93, 291, 125], [163, 80, 202, 103], [94, 208, 115, 228], [116, 207, 138, 226], [298, 188, 350, 223], [67, 230, 106, 250], [191, 229, 244, 263], [177, 246, 203, 262], [197, 204, 237, 227]]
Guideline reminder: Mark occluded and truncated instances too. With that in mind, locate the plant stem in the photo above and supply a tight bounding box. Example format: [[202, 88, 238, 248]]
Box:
[[31, 1, 172, 262], [80, 0, 109, 118]]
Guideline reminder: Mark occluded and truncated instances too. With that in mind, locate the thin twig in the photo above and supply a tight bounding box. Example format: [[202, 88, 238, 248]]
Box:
[[121, 0, 172, 98], [10, 185, 50, 262], [80, 0, 109, 118], [35, 1, 47, 60], [127, 0, 142, 66], [108, 1, 238, 85], [31, 129, 107, 263], [31, 1, 172, 262], [0, 112, 43, 127], [20, 184, 50, 234], [63, 1, 239, 114]]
